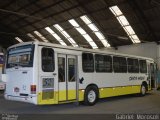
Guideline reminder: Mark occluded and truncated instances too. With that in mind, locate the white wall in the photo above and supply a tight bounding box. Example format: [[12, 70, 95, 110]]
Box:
[[104, 42, 160, 68]]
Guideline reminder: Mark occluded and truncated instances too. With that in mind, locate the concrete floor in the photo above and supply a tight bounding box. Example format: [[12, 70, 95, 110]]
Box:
[[0, 90, 160, 114]]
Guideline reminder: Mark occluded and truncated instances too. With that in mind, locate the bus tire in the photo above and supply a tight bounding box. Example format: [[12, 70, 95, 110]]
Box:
[[140, 84, 147, 96], [84, 86, 98, 106]]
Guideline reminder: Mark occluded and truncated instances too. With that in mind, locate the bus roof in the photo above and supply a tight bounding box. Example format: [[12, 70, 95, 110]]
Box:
[[8, 41, 154, 61]]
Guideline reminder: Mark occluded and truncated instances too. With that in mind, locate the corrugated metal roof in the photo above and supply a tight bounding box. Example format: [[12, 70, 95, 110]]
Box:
[[0, 0, 159, 48]]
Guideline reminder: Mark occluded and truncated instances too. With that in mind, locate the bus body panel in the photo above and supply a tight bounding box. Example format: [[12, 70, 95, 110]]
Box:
[[37, 46, 62, 105], [4, 43, 37, 104], [78, 72, 147, 101], [4, 42, 156, 105], [37, 47, 79, 104], [5, 68, 37, 104]]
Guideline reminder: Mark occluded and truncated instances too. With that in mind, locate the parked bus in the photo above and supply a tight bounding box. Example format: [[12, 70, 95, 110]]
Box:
[[0, 53, 5, 90], [2, 41, 156, 105]]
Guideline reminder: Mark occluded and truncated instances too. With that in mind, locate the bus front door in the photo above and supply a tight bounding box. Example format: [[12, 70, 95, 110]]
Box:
[[58, 54, 77, 102]]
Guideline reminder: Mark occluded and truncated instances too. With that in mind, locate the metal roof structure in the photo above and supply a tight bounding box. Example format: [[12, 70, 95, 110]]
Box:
[[0, 0, 160, 49]]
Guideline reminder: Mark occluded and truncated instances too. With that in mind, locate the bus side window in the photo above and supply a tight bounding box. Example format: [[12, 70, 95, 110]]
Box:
[[58, 57, 65, 82], [113, 56, 127, 73], [42, 48, 55, 72], [82, 53, 94, 72], [68, 58, 75, 82], [95, 54, 112, 72], [139, 60, 147, 73], [127, 58, 139, 73]]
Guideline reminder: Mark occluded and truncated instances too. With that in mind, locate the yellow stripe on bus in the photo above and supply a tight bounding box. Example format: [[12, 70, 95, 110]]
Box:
[[37, 91, 58, 105], [37, 85, 141, 105], [99, 85, 141, 98], [38, 90, 77, 105]]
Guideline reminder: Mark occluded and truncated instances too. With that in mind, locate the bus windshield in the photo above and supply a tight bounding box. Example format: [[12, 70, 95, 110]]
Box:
[[7, 44, 34, 68]]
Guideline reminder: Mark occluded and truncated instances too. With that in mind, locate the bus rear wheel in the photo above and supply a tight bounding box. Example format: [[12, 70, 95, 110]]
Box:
[[84, 86, 98, 106], [140, 84, 147, 96]]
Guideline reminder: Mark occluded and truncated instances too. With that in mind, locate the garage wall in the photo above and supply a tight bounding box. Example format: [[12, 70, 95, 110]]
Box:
[[116, 42, 157, 60], [104, 42, 160, 67]]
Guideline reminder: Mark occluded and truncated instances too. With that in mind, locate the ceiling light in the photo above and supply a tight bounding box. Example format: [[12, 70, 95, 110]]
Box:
[[15, 37, 23, 43], [80, 15, 111, 47], [27, 33, 39, 41], [69, 19, 98, 49], [80, 15, 92, 24], [110, 5, 141, 43], [69, 19, 79, 27], [54, 24, 78, 47], [109, 6, 122, 16], [45, 27, 67, 46], [33, 31, 48, 42]]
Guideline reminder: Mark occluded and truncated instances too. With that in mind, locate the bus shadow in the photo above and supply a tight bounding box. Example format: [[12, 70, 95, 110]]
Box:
[[4, 99, 84, 114], [0, 92, 154, 114], [97, 93, 153, 104], [0, 90, 4, 98]]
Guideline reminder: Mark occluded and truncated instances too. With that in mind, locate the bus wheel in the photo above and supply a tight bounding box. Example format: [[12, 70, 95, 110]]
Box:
[[140, 84, 146, 96], [84, 86, 98, 106]]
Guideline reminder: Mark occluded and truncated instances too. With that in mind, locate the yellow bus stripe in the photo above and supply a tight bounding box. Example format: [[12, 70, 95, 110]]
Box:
[[37, 85, 141, 105]]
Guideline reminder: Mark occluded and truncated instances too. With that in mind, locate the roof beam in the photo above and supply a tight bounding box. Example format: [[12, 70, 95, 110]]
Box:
[[76, 0, 112, 48], [6, 0, 65, 26], [0, 24, 19, 47], [0, 1, 15, 9], [127, 0, 159, 44], [0, 0, 37, 22], [12, 4, 80, 30], [12, 0, 97, 31], [7, 15, 46, 43]]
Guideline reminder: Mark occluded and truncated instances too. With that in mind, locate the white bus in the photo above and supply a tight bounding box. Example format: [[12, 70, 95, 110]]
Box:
[[2, 41, 156, 105]]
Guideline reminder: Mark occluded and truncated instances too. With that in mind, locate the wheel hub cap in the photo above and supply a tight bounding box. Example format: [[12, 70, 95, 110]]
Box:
[[88, 90, 96, 103], [142, 86, 146, 95]]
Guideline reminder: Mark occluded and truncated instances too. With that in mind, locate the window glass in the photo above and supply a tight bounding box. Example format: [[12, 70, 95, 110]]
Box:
[[68, 58, 76, 82], [7, 45, 34, 68], [113, 56, 127, 73], [95, 54, 112, 72], [42, 48, 54, 72], [150, 63, 155, 74], [58, 57, 65, 82], [127, 58, 139, 73], [82, 53, 94, 72], [139, 60, 147, 73]]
